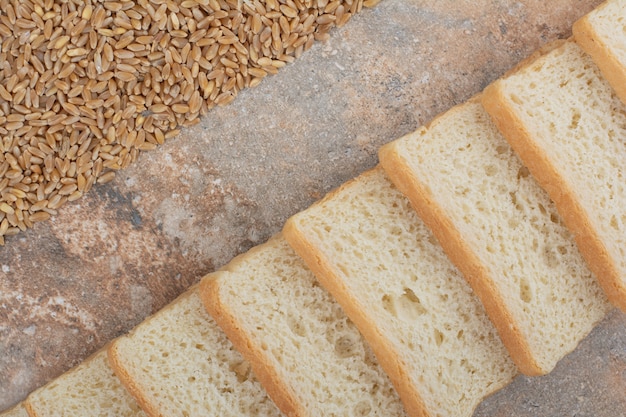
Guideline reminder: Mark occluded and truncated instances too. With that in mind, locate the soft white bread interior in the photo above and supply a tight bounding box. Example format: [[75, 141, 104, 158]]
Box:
[[200, 233, 407, 417], [283, 167, 517, 417], [25, 347, 145, 417], [379, 97, 611, 376], [574, 0, 626, 105], [108, 286, 283, 417], [482, 39, 626, 312]]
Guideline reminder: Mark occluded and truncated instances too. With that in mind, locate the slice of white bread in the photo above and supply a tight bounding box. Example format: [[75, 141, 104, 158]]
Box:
[[199, 234, 407, 417], [482, 39, 626, 312], [24, 346, 145, 417], [573, 0, 626, 104], [283, 166, 517, 417], [0, 404, 28, 417], [108, 286, 283, 417], [379, 98, 611, 376]]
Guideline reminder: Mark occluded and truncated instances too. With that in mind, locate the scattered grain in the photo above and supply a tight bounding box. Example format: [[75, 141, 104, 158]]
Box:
[[0, 0, 372, 244]]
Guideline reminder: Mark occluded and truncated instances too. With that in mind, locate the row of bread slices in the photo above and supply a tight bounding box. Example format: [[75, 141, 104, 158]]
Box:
[[4, 1, 626, 416]]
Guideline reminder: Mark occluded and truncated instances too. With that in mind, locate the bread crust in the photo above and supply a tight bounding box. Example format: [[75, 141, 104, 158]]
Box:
[[378, 133, 540, 376], [282, 170, 429, 417], [481, 79, 626, 312], [573, 2, 626, 106], [23, 399, 39, 417], [25, 344, 141, 417], [108, 301, 185, 417], [198, 268, 303, 417]]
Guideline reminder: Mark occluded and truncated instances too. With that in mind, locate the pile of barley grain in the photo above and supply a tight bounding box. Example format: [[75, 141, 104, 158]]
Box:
[[0, 0, 368, 245]]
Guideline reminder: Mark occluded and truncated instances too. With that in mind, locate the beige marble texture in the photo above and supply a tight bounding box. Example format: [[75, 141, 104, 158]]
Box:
[[2, 0, 625, 415]]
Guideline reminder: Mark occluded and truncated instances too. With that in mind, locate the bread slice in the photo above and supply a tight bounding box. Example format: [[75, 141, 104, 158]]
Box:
[[0, 404, 28, 417], [200, 234, 407, 417], [573, 0, 626, 105], [482, 39, 626, 312], [283, 167, 517, 417], [379, 98, 611, 376], [108, 286, 283, 417], [24, 347, 145, 417]]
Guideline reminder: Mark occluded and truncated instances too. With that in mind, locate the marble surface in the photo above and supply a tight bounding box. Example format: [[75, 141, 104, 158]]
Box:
[[2, 0, 625, 415]]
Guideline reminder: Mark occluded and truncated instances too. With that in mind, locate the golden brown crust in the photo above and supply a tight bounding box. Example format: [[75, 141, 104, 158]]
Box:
[[198, 273, 301, 417], [481, 80, 626, 312], [378, 138, 540, 376], [23, 402, 37, 417], [107, 336, 161, 417], [573, 4, 626, 106], [503, 38, 569, 78], [282, 177, 428, 417]]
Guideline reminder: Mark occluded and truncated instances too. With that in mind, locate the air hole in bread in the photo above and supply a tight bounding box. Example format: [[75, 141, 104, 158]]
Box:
[[510, 93, 523, 105], [537, 202, 547, 216], [381, 294, 396, 318], [287, 317, 306, 337], [457, 143, 471, 151], [570, 111, 581, 129], [548, 121, 557, 134], [229, 361, 252, 383], [354, 400, 372, 416], [382, 289, 427, 321], [544, 246, 560, 268], [484, 164, 498, 176], [519, 277, 533, 303], [610, 215, 620, 231], [517, 166, 530, 179], [496, 144, 509, 155], [334, 334, 358, 358], [434, 329, 444, 346]]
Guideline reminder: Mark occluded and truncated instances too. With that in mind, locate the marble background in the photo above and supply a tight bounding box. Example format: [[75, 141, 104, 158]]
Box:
[[2, 0, 625, 415]]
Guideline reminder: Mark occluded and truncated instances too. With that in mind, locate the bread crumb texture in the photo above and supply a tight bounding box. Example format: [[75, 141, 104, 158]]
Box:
[[109, 288, 283, 417], [286, 167, 517, 417], [577, 0, 626, 64], [500, 42, 626, 270], [216, 234, 407, 417], [25, 348, 145, 417], [389, 99, 611, 373]]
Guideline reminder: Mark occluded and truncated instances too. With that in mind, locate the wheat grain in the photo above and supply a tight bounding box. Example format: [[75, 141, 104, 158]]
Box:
[[0, 0, 371, 244]]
